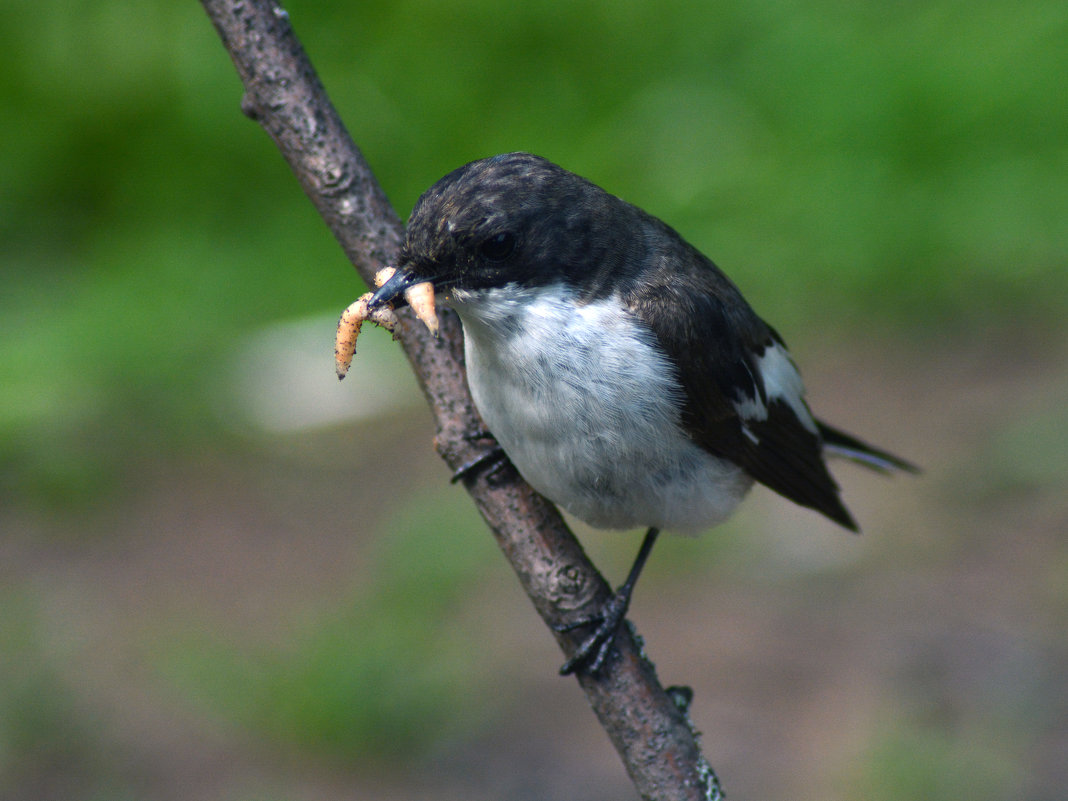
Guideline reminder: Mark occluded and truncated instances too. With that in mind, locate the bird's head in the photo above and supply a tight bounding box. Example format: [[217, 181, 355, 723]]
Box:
[[369, 152, 634, 309]]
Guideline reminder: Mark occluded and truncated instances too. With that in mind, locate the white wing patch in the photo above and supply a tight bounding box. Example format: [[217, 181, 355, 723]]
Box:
[[733, 340, 818, 438]]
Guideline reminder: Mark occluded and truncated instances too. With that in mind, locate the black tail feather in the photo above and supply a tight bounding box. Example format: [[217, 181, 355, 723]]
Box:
[[817, 422, 920, 475]]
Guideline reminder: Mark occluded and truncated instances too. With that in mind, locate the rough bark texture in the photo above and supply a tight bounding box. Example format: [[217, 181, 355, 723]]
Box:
[[199, 2, 722, 798]]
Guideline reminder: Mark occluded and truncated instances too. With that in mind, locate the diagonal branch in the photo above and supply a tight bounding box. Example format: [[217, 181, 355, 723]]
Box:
[[199, 2, 721, 798]]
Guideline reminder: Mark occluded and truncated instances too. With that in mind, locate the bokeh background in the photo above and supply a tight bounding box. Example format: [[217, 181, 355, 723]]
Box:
[[2, 1, 1066, 799]]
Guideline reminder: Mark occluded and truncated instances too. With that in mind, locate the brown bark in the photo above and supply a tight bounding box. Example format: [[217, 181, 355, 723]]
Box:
[[198, 2, 722, 798]]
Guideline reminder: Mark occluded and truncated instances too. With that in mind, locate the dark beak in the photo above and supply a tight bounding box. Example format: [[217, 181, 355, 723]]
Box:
[[368, 267, 421, 310]]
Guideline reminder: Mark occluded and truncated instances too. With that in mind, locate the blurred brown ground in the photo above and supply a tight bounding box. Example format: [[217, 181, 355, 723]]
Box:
[[2, 336, 1065, 801]]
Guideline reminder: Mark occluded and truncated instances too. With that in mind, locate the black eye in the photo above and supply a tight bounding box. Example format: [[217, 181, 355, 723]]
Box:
[[479, 231, 516, 261]]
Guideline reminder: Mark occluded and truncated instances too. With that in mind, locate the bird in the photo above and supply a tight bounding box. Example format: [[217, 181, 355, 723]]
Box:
[[368, 152, 916, 674]]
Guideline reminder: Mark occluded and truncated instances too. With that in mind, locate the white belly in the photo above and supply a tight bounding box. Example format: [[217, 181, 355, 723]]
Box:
[[451, 284, 753, 533]]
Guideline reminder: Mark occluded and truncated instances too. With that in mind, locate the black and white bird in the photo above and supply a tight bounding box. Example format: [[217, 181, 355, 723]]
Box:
[[370, 152, 915, 674]]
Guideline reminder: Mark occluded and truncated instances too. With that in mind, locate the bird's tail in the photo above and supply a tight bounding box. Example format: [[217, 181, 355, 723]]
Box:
[[817, 421, 920, 475]]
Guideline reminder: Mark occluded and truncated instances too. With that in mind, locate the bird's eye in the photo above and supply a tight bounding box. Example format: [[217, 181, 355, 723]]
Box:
[[479, 231, 516, 261]]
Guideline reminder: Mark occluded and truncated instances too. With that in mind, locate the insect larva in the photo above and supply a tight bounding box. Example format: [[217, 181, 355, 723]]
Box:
[[404, 280, 439, 337], [334, 266, 437, 379], [334, 295, 398, 380]]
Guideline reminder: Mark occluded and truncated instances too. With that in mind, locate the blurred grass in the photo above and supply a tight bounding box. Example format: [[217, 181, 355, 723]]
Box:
[[158, 485, 501, 759], [852, 723, 1023, 801], [2, 0, 1066, 505], [0, 593, 126, 799]]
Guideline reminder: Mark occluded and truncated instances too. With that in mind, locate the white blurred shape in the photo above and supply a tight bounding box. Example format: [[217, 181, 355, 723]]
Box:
[[216, 313, 422, 433]]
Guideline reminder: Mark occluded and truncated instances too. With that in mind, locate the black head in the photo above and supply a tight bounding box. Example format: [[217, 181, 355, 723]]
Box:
[[371, 153, 645, 307]]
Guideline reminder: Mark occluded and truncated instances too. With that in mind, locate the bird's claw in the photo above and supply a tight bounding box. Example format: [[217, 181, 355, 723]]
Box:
[[450, 443, 509, 485], [555, 591, 631, 675]]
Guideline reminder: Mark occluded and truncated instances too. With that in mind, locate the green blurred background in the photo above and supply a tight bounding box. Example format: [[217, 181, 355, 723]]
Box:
[[2, 1, 1065, 799]]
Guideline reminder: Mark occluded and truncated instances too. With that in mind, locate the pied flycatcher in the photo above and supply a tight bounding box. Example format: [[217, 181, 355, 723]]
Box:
[[369, 152, 915, 674]]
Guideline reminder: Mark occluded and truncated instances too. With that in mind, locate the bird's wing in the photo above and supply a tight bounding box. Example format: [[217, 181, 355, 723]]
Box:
[[623, 259, 858, 531]]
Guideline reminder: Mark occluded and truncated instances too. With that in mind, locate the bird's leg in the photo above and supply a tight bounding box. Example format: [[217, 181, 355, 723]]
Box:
[[557, 527, 661, 675], [450, 430, 510, 485]]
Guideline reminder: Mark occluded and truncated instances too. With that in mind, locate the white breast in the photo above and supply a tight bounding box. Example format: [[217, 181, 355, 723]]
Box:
[[450, 283, 753, 534]]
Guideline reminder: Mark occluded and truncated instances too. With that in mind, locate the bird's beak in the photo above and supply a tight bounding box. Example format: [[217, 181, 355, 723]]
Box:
[[367, 265, 441, 337], [368, 266, 420, 310]]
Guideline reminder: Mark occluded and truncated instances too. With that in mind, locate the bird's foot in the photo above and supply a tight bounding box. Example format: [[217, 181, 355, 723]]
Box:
[[555, 588, 633, 676], [555, 528, 660, 676], [450, 432, 510, 485]]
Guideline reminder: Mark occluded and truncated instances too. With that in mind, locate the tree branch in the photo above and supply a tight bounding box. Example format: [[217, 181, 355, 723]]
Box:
[[198, 2, 722, 798]]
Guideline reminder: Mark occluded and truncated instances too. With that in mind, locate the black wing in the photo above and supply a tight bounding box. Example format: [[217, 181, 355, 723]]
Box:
[[623, 226, 859, 530]]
